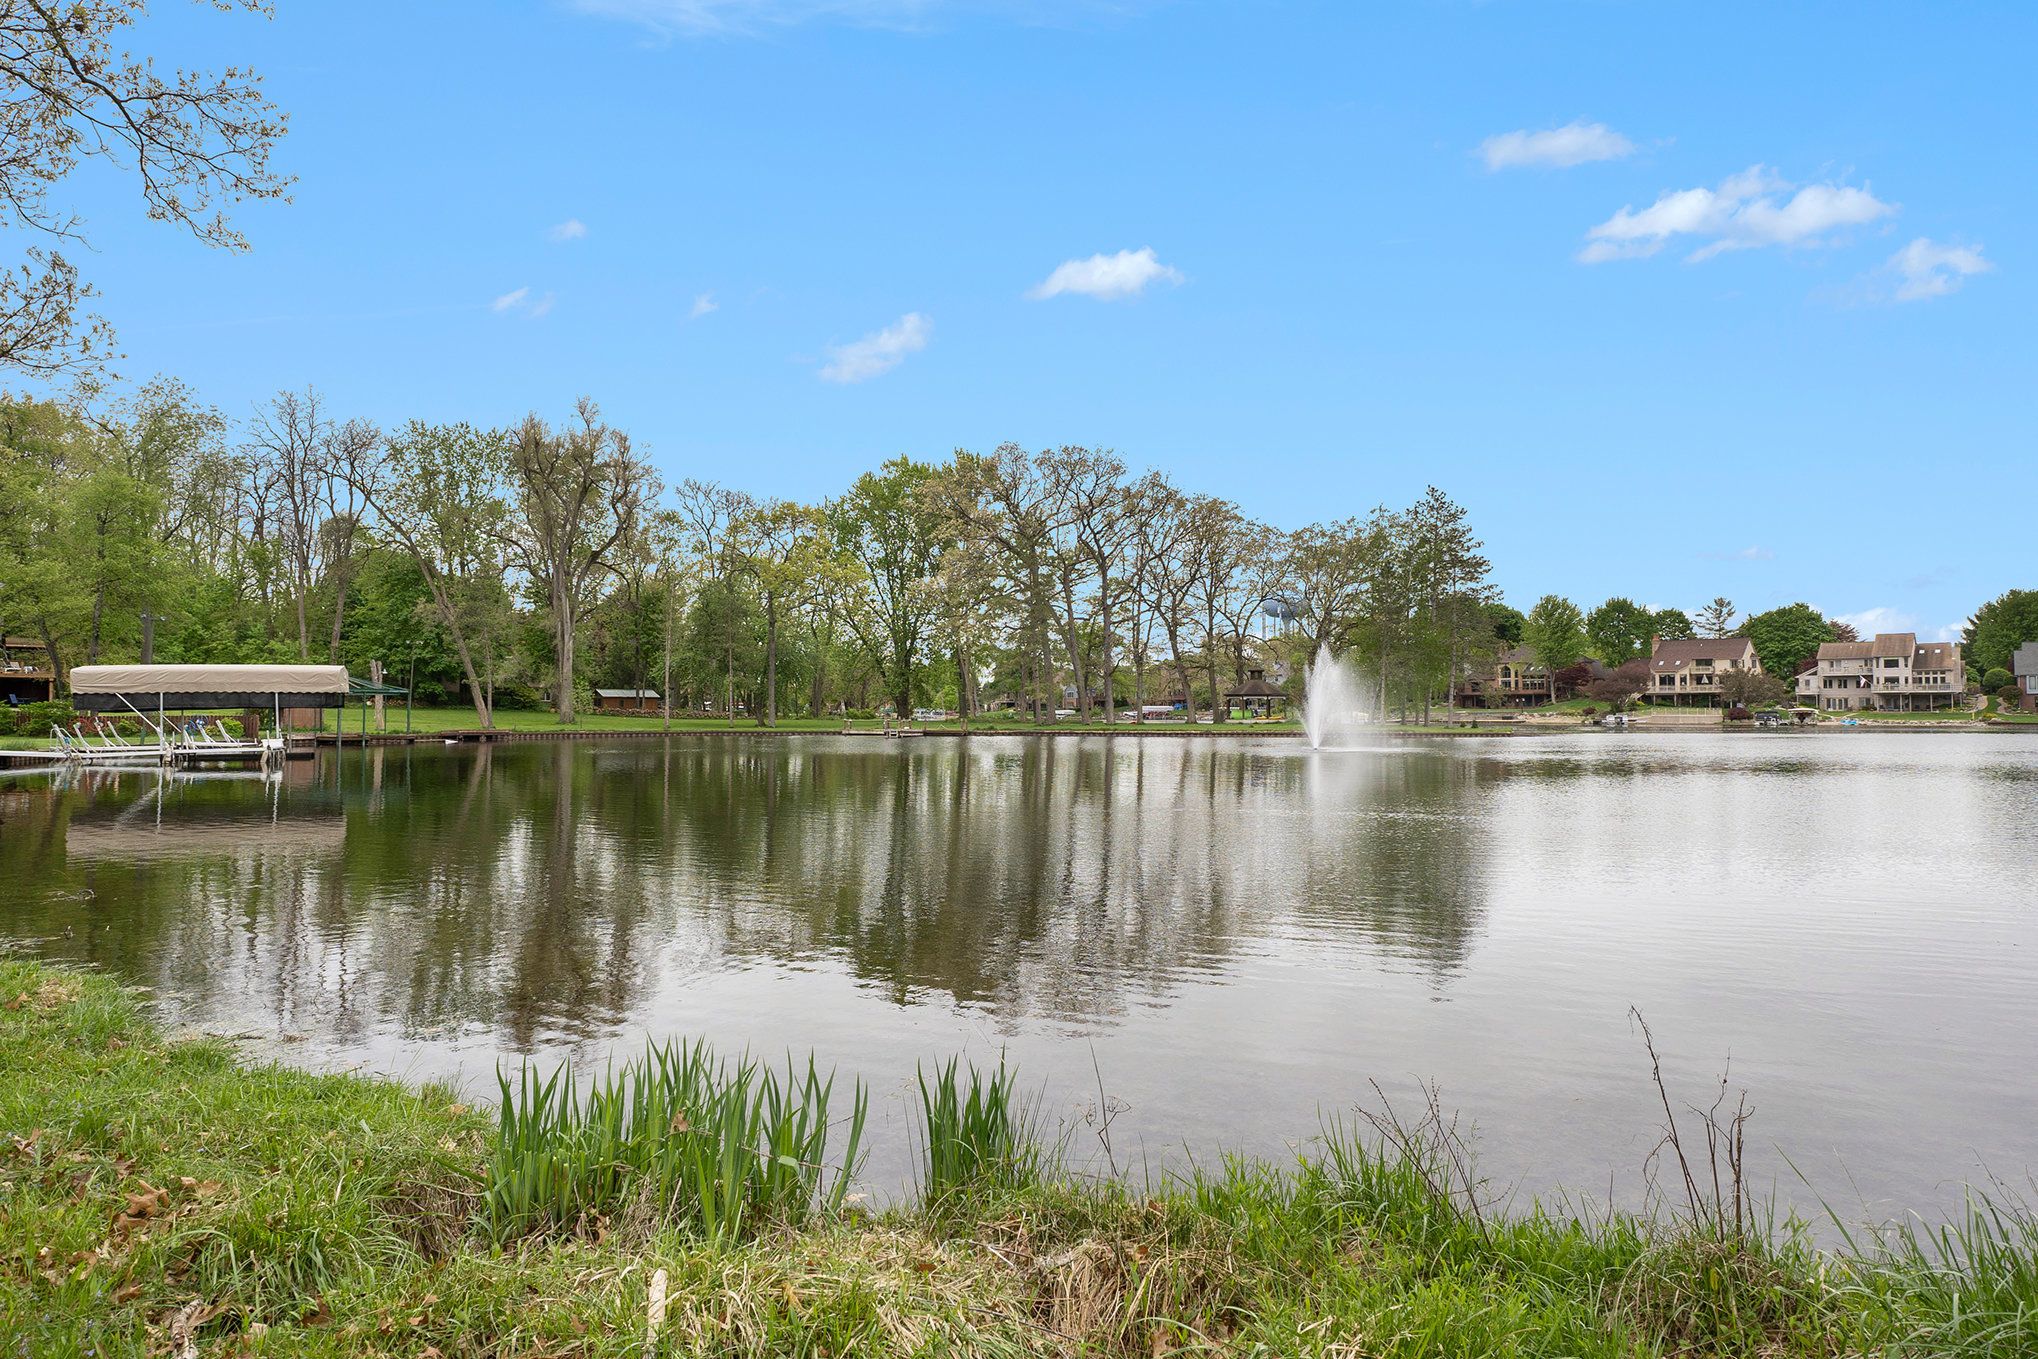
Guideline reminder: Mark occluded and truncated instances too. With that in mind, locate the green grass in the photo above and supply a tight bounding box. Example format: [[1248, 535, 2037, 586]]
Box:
[[1981, 697, 2038, 725], [5, 959, 2037, 1356], [484, 1041, 865, 1243], [915, 1055, 1044, 1206]]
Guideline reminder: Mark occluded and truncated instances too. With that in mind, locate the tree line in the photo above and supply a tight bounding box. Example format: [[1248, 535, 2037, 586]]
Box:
[[8, 384, 2029, 727], [0, 386, 1522, 727]]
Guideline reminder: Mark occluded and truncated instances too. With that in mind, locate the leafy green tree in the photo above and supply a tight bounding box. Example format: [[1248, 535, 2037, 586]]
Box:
[[1982, 667, 2012, 691], [1406, 486, 1498, 717], [0, 2, 289, 378], [1650, 608, 1695, 641], [1963, 590, 2038, 676], [832, 458, 943, 718], [342, 547, 466, 704], [501, 400, 648, 723], [1523, 595, 1587, 682], [731, 499, 834, 726], [1721, 669, 1788, 709], [1585, 597, 1655, 664], [680, 577, 764, 717], [1695, 596, 1737, 637], [1284, 515, 1372, 655], [1744, 602, 1833, 678], [0, 399, 93, 675], [1588, 659, 1652, 712], [347, 420, 512, 728], [1485, 602, 1526, 646]]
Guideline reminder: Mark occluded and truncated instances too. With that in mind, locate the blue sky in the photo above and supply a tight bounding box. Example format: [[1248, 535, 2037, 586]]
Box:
[[51, 1, 2035, 638]]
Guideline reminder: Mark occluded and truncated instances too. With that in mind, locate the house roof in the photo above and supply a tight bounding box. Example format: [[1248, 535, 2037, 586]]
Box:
[[1912, 641, 1960, 670], [1649, 637, 1755, 671], [1816, 635, 1962, 668], [1494, 645, 1539, 667], [1223, 676, 1286, 698], [593, 688, 659, 699], [2016, 642, 2038, 677]]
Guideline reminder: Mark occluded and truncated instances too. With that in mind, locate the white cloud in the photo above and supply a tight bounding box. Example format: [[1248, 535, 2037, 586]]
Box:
[[1888, 237, 1991, 301], [545, 218, 588, 242], [1480, 120, 1634, 171], [820, 312, 930, 383], [1698, 545, 1775, 562], [491, 286, 554, 318], [1581, 166, 1894, 263], [1029, 247, 1182, 301], [1834, 606, 1917, 636], [689, 291, 719, 319]]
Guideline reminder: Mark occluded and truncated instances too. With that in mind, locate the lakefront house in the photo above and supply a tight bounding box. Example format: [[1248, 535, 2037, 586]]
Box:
[[1794, 634, 1967, 712], [1459, 646, 1550, 707], [1646, 636, 1762, 705], [2011, 641, 2038, 713]]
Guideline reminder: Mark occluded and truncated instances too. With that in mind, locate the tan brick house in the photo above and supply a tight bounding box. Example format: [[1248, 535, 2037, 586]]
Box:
[[1646, 636, 1761, 706]]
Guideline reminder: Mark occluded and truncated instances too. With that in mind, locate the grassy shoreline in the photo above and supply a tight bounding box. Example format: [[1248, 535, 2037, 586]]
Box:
[[4, 961, 2034, 1356]]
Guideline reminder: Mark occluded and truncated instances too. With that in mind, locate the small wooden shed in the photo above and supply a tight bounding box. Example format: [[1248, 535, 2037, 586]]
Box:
[[594, 687, 660, 714]]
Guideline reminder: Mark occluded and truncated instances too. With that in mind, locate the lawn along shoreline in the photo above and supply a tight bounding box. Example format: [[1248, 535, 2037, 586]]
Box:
[[3, 959, 2034, 1357]]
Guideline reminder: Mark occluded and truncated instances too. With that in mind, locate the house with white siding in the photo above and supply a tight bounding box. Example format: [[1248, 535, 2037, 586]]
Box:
[[1795, 634, 1966, 712]]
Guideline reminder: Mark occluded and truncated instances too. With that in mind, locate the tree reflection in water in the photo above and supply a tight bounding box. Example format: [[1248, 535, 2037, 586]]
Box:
[[0, 738, 1493, 1048]]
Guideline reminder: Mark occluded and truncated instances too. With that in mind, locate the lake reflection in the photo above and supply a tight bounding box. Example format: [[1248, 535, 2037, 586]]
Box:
[[3, 733, 2035, 1220]]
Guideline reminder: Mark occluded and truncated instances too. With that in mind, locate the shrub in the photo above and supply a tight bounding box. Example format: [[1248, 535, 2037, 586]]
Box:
[[2000, 684, 2024, 708], [1726, 706, 1752, 721], [1580, 704, 1598, 717], [489, 681, 545, 711], [1982, 667, 2012, 692], [12, 700, 77, 736]]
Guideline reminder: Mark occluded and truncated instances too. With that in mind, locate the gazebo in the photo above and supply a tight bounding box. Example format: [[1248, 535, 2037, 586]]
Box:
[[1222, 668, 1289, 719]]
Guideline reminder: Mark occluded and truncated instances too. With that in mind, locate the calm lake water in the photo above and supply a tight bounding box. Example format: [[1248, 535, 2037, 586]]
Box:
[[3, 732, 2035, 1222]]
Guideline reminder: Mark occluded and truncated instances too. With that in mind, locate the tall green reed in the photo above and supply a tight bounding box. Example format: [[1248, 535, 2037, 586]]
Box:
[[1827, 1188, 2038, 1358], [915, 1054, 1042, 1204], [483, 1038, 867, 1242]]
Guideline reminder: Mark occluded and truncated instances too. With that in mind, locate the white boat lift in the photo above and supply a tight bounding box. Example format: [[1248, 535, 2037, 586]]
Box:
[[43, 704, 284, 767], [55, 663, 371, 768]]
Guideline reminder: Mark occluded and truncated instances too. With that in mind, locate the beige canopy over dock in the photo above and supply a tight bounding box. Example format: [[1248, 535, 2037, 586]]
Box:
[[69, 664, 350, 712]]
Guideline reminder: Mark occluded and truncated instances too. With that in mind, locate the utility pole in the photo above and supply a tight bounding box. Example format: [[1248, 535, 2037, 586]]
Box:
[[140, 611, 159, 665]]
